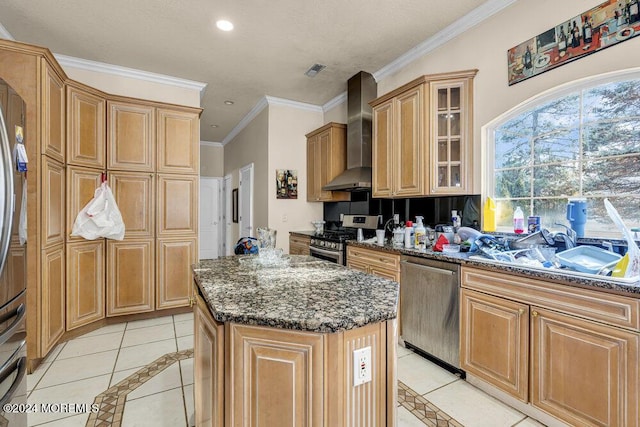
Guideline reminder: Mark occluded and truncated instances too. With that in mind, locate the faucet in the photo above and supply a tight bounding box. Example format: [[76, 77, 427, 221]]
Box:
[[552, 223, 577, 249]]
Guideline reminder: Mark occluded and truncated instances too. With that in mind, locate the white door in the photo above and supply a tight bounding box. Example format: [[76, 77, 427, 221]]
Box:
[[223, 174, 233, 256], [199, 177, 222, 259], [239, 163, 254, 238]]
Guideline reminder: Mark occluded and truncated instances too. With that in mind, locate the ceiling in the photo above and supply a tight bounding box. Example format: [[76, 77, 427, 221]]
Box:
[[0, 0, 494, 143]]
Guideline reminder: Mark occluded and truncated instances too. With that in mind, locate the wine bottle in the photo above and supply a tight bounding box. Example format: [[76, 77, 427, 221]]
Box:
[[630, 0, 640, 23], [583, 16, 593, 44], [572, 21, 581, 48], [558, 27, 567, 55], [524, 45, 533, 69]]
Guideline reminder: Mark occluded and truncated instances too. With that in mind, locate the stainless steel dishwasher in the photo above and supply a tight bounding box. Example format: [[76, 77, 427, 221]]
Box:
[[400, 255, 464, 376]]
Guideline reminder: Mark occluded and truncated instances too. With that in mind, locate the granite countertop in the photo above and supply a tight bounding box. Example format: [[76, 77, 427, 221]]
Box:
[[192, 255, 399, 333], [348, 241, 640, 296]]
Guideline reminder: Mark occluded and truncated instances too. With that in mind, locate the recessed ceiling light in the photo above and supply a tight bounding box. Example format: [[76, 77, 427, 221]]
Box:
[[224, 100, 234, 105], [216, 20, 234, 31], [210, 124, 219, 128]]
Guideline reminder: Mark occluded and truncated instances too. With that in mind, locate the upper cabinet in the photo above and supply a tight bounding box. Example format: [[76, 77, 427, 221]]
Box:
[[41, 59, 66, 163], [371, 70, 477, 198], [107, 100, 155, 172], [157, 108, 199, 174], [66, 83, 106, 169], [306, 122, 350, 202]]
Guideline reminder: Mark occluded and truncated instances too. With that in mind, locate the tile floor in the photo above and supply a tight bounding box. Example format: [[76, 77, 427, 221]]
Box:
[[25, 314, 546, 426]]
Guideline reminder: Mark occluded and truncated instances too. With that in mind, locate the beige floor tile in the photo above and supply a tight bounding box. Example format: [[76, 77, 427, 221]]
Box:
[[121, 387, 187, 427], [174, 320, 194, 337], [397, 405, 427, 426], [27, 362, 50, 393], [515, 417, 547, 427], [56, 331, 123, 359], [42, 342, 66, 364], [126, 315, 173, 330], [115, 339, 177, 372], [177, 334, 193, 352], [180, 359, 193, 386], [78, 322, 126, 338], [37, 350, 118, 389], [397, 353, 458, 395], [397, 343, 414, 358], [174, 312, 194, 322], [29, 413, 90, 427], [426, 380, 526, 427], [128, 362, 183, 400], [27, 374, 110, 425], [121, 323, 176, 348], [183, 384, 195, 427]]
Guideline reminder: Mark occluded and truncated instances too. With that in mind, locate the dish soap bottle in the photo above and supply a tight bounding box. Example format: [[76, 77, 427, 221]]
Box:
[[414, 216, 426, 250], [513, 207, 525, 234], [483, 197, 496, 232]]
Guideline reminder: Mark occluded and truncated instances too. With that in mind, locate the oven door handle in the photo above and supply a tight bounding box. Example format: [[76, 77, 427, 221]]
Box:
[[310, 245, 340, 258], [0, 355, 26, 407]]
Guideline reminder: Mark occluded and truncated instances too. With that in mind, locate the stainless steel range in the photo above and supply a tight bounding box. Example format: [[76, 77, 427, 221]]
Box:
[[309, 215, 378, 265]]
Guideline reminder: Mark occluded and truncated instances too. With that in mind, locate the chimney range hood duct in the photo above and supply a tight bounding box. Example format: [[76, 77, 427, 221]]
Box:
[[322, 71, 377, 191]]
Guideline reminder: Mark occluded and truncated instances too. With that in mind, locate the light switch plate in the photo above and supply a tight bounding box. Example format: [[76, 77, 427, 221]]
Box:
[[353, 346, 372, 386]]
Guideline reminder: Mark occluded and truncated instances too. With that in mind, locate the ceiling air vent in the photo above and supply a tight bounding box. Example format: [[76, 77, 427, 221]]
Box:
[[304, 63, 326, 78]]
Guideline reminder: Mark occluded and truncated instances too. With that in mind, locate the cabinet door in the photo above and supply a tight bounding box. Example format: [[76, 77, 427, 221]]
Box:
[[230, 324, 324, 426], [531, 307, 639, 427], [372, 100, 394, 197], [42, 157, 65, 247], [460, 288, 529, 402], [109, 171, 154, 239], [307, 134, 321, 201], [157, 108, 199, 174], [194, 289, 224, 427], [157, 238, 196, 310], [66, 240, 105, 330], [430, 78, 472, 195], [106, 239, 154, 316], [41, 59, 66, 162], [394, 86, 424, 197], [41, 244, 65, 356], [157, 174, 198, 237], [66, 84, 106, 168], [107, 100, 155, 171], [66, 166, 103, 241]]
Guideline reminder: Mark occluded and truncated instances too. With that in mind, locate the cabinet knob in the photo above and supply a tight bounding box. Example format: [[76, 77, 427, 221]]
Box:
[[518, 308, 525, 315], [532, 310, 538, 317], [189, 296, 195, 308]]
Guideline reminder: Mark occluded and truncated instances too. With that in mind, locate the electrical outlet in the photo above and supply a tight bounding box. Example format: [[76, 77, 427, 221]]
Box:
[[353, 346, 372, 386]]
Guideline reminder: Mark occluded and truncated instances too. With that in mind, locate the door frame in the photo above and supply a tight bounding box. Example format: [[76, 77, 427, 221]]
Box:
[[238, 163, 254, 239], [198, 176, 222, 260], [223, 174, 233, 256]]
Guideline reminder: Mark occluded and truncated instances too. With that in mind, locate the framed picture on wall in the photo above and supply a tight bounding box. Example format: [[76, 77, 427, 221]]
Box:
[[232, 188, 238, 223], [276, 169, 298, 199]]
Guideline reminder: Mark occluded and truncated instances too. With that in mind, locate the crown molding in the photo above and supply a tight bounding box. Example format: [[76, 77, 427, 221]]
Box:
[[200, 141, 223, 148], [0, 23, 14, 40], [374, 0, 517, 81], [265, 95, 323, 112], [323, 91, 347, 112], [54, 53, 208, 98]]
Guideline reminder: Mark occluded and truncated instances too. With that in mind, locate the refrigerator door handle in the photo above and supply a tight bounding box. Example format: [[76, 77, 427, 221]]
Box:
[[0, 303, 25, 347], [0, 106, 15, 277], [0, 356, 26, 407]]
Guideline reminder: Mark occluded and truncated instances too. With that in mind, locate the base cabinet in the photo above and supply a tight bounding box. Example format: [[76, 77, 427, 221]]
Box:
[[41, 244, 65, 356], [289, 234, 311, 256], [157, 238, 196, 310], [66, 240, 105, 330], [461, 266, 639, 427], [107, 239, 154, 316]]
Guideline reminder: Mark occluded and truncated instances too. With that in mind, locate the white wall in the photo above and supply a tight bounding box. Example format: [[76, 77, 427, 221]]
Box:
[[267, 104, 324, 253]]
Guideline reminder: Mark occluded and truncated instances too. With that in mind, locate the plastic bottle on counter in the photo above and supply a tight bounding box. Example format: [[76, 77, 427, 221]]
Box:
[[414, 216, 426, 250], [404, 220, 414, 249], [513, 206, 525, 234], [483, 197, 496, 232], [451, 210, 461, 229]]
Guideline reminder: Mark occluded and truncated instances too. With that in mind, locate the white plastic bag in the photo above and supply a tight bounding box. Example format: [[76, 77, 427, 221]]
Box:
[[71, 182, 125, 240], [604, 198, 640, 278]]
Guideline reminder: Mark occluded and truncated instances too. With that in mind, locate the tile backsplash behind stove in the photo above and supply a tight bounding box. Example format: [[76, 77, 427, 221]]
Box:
[[324, 192, 481, 228]]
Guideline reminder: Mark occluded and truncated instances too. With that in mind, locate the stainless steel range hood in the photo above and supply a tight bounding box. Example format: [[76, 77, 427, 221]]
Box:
[[322, 71, 377, 191]]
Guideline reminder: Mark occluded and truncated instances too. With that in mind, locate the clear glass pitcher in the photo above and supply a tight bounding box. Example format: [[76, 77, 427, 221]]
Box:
[[257, 227, 277, 249]]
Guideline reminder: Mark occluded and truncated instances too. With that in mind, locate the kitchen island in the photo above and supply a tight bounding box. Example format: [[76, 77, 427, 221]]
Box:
[[192, 255, 399, 426]]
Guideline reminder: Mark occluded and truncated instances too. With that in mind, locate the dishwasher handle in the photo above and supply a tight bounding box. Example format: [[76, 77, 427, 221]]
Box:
[[400, 260, 456, 276]]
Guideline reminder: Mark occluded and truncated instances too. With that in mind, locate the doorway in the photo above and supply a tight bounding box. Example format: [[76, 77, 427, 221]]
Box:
[[199, 177, 222, 259], [239, 163, 254, 239]]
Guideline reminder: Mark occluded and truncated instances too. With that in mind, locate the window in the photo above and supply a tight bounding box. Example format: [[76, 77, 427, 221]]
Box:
[[486, 69, 640, 237]]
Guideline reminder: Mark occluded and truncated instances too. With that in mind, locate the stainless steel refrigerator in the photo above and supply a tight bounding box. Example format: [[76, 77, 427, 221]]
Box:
[[0, 78, 27, 426]]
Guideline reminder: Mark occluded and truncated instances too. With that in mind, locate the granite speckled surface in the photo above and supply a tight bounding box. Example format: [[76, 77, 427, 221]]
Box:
[[192, 255, 399, 333], [347, 241, 640, 296]]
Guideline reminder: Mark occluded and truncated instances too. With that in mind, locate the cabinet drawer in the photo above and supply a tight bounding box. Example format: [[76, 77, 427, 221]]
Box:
[[462, 267, 640, 331], [347, 246, 400, 272]]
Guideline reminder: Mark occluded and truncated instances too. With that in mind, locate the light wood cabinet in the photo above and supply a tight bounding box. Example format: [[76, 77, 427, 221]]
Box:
[[41, 59, 65, 162], [41, 244, 65, 356], [66, 83, 106, 169], [157, 108, 199, 174], [109, 171, 155, 239], [107, 100, 155, 171], [194, 287, 224, 427], [42, 157, 65, 248], [288, 234, 311, 255], [66, 166, 103, 241], [346, 245, 400, 282], [106, 239, 154, 316], [306, 122, 350, 202], [157, 174, 198, 237], [461, 266, 640, 427], [66, 240, 105, 330], [370, 70, 477, 198], [156, 237, 196, 310]]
